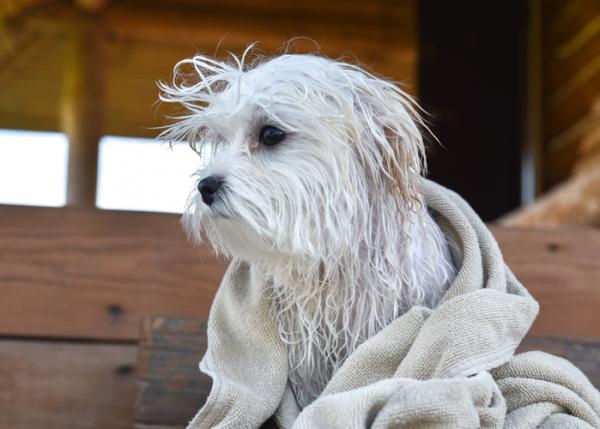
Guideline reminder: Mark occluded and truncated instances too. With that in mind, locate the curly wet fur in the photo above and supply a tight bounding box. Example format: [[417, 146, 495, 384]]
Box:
[[160, 48, 456, 408]]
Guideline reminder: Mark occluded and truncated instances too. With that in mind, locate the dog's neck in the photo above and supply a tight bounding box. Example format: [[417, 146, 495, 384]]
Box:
[[260, 198, 456, 409]]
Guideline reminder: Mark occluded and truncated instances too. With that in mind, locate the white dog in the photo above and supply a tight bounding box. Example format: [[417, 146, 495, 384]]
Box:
[[160, 49, 456, 408]]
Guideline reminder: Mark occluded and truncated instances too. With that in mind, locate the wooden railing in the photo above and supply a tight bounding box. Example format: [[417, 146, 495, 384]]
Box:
[[0, 204, 598, 428]]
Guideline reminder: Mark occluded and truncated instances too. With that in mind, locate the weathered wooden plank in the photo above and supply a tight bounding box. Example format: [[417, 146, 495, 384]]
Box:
[[134, 425, 180, 429], [135, 421, 278, 429], [134, 316, 600, 428], [135, 318, 210, 426], [490, 226, 600, 339], [0, 339, 137, 429], [0, 205, 598, 341], [0, 205, 228, 341], [135, 317, 279, 428], [131, 318, 273, 428]]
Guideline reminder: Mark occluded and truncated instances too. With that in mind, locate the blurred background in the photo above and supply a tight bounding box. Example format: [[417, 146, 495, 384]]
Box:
[[0, 0, 598, 428]]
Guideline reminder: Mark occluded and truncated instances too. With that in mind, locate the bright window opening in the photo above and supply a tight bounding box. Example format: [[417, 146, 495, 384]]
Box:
[[96, 136, 202, 214], [0, 129, 68, 207]]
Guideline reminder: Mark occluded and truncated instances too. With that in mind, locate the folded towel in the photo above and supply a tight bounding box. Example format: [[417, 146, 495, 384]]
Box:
[[187, 179, 600, 429]]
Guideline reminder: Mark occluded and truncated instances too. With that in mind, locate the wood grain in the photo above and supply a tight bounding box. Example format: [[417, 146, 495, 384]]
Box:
[[134, 316, 600, 428], [0, 205, 227, 341], [62, 13, 105, 207], [135, 318, 209, 426], [135, 317, 279, 428], [541, 0, 600, 187], [134, 425, 181, 429], [0, 205, 599, 341], [0, 339, 137, 429], [491, 226, 600, 339], [0, 0, 417, 138]]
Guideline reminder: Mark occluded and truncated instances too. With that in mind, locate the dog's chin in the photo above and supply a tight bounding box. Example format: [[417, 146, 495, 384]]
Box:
[[201, 213, 283, 263], [195, 198, 313, 265]]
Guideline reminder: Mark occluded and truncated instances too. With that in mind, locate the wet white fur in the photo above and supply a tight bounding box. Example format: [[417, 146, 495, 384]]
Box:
[[160, 49, 456, 408]]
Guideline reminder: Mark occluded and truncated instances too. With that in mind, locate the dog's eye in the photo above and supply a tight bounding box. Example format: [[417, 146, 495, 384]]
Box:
[[259, 126, 285, 146]]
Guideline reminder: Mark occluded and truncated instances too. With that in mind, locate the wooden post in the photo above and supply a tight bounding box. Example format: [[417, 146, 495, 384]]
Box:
[[521, 0, 543, 206], [62, 14, 104, 207]]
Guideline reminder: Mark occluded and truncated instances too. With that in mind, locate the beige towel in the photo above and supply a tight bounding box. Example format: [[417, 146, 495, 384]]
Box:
[[187, 179, 600, 429]]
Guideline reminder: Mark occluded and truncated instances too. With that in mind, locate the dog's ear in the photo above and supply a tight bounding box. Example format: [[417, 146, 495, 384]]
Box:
[[345, 68, 426, 207]]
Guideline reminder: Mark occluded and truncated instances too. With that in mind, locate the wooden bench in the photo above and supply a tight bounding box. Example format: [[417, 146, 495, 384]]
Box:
[[133, 227, 600, 428], [134, 316, 600, 429]]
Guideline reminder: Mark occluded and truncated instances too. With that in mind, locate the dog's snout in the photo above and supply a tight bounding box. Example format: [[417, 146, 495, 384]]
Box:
[[198, 176, 222, 206]]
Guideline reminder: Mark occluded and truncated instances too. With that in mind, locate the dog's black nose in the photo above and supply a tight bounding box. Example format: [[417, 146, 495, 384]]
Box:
[[198, 176, 222, 206]]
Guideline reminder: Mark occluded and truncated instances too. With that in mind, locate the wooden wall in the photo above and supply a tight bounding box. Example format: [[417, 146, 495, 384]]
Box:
[[541, 0, 600, 188], [0, 206, 227, 428], [1, 205, 599, 427]]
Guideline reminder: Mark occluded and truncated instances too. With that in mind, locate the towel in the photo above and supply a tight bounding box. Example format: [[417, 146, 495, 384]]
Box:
[[187, 179, 600, 429]]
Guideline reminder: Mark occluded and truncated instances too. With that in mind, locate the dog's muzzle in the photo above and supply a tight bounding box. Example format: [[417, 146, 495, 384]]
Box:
[[198, 176, 222, 206]]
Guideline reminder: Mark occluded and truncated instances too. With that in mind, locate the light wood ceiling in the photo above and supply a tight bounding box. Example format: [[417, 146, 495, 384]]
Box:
[[0, 0, 417, 138]]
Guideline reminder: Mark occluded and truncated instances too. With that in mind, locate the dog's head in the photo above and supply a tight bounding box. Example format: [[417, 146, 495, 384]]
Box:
[[160, 51, 426, 263]]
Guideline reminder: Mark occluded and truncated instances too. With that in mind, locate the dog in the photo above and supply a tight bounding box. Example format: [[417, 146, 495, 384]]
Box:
[[159, 49, 456, 408]]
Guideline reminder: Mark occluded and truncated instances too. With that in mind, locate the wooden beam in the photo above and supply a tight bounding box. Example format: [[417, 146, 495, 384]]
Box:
[[539, 1, 600, 189], [0, 25, 39, 74], [0, 0, 417, 139], [133, 316, 600, 428], [132, 317, 276, 429], [0, 0, 49, 21], [0, 339, 137, 429], [75, 0, 107, 13], [494, 226, 600, 338], [0, 205, 599, 341], [135, 317, 210, 427], [521, 0, 543, 204], [0, 205, 227, 341], [62, 14, 104, 207], [104, 2, 415, 47]]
